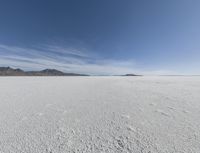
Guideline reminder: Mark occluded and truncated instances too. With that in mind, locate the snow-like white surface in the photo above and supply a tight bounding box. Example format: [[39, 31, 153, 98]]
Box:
[[0, 76, 200, 153]]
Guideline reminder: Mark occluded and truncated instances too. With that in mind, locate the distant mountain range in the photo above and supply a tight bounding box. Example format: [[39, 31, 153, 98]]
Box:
[[0, 67, 142, 76], [0, 67, 88, 76]]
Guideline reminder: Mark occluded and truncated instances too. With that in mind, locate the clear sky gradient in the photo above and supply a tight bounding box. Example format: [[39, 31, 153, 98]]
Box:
[[0, 0, 200, 75]]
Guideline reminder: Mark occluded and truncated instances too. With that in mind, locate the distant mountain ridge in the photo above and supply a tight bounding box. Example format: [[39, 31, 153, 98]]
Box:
[[0, 67, 88, 76]]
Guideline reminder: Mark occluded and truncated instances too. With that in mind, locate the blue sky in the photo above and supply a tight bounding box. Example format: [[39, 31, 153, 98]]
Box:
[[0, 0, 200, 75]]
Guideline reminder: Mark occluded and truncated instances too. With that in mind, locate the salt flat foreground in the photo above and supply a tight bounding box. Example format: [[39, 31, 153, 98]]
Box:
[[0, 76, 200, 153]]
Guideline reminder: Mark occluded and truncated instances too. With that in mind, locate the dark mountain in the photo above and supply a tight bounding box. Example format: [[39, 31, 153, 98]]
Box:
[[0, 67, 88, 76], [0, 67, 26, 76], [124, 74, 142, 76]]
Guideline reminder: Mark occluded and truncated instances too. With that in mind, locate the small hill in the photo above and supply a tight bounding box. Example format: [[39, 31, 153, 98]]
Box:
[[124, 74, 142, 76]]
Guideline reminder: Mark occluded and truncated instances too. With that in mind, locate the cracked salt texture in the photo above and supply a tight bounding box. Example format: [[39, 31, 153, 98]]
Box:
[[0, 76, 200, 152]]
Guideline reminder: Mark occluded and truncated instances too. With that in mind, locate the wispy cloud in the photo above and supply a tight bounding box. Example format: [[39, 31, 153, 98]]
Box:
[[43, 45, 89, 58], [0, 44, 140, 75]]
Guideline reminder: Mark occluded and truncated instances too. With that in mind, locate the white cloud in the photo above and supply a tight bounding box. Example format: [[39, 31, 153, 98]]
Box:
[[0, 44, 175, 75], [44, 45, 89, 57], [0, 44, 140, 75]]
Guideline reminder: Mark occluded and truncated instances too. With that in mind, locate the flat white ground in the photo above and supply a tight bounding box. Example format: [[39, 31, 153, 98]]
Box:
[[0, 76, 200, 153]]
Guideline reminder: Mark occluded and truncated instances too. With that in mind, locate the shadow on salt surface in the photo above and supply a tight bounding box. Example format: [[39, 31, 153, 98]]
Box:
[[155, 109, 170, 117]]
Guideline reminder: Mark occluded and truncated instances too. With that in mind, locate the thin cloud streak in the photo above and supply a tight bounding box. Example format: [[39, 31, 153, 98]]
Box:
[[0, 44, 173, 75], [0, 44, 137, 75], [44, 45, 89, 58]]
